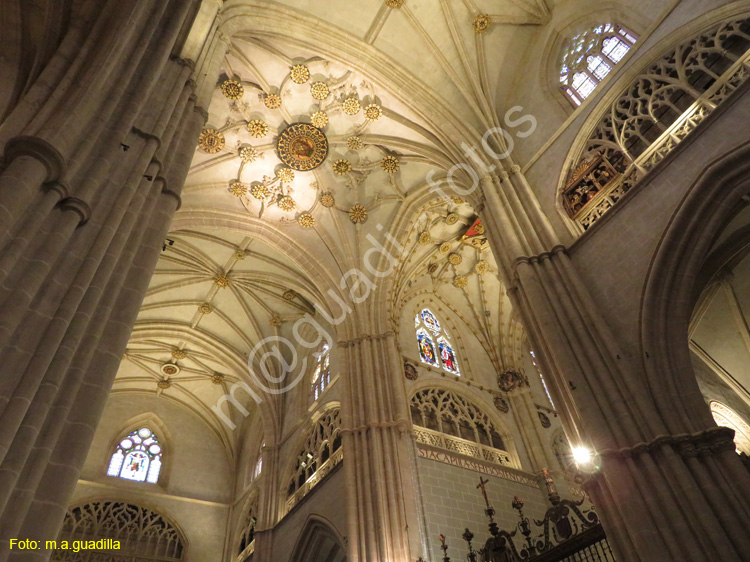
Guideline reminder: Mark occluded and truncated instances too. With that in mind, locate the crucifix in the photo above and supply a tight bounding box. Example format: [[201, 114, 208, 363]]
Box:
[[477, 477, 490, 509], [477, 476, 496, 524]]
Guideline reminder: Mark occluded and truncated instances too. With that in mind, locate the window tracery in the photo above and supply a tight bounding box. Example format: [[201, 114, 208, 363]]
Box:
[[237, 495, 258, 560], [710, 401, 750, 455], [563, 17, 750, 229], [410, 388, 511, 465], [560, 23, 637, 106], [415, 308, 460, 375], [312, 343, 331, 400], [107, 426, 163, 483], [52, 501, 184, 561], [286, 408, 343, 511]]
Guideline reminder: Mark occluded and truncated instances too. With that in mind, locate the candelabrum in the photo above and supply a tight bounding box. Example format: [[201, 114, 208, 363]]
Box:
[[463, 528, 478, 562], [439, 534, 451, 562], [512, 496, 537, 557]]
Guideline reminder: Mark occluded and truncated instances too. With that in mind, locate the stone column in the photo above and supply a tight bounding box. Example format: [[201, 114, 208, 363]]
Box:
[[502, 376, 556, 473], [338, 330, 423, 562], [253, 441, 279, 562], [0, 1, 208, 559], [476, 166, 750, 561]]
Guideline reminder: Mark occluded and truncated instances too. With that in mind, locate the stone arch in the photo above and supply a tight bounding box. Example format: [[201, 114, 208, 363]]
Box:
[[234, 486, 261, 560], [53, 499, 187, 561], [640, 141, 750, 435], [289, 515, 347, 562], [555, 2, 750, 232], [407, 381, 520, 468], [282, 404, 343, 515], [216, 1, 482, 161]]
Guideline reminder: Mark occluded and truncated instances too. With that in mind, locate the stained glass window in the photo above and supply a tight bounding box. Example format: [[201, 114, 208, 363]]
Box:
[[560, 23, 637, 106], [415, 309, 459, 375], [107, 427, 162, 483], [438, 338, 459, 375], [312, 344, 331, 400], [421, 309, 441, 334], [417, 329, 438, 367]]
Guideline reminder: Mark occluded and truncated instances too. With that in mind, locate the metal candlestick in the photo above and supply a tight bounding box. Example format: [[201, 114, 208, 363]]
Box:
[[439, 533, 451, 562], [462, 528, 477, 562]]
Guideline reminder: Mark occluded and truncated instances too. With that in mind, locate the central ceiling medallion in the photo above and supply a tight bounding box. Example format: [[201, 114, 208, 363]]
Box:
[[276, 123, 329, 172]]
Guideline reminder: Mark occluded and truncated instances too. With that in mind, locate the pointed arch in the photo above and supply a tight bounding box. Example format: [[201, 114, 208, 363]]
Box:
[[284, 405, 343, 515], [408, 382, 520, 468], [54, 499, 187, 561], [289, 515, 347, 562], [105, 414, 171, 485], [235, 487, 260, 560]]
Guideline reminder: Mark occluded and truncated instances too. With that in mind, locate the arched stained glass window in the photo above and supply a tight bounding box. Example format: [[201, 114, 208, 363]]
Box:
[[312, 344, 331, 400], [560, 23, 637, 106], [415, 308, 460, 375], [107, 427, 162, 483]]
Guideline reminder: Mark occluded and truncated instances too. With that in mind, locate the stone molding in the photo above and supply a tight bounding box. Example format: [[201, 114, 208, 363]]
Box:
[[3, 135, 66, 182]]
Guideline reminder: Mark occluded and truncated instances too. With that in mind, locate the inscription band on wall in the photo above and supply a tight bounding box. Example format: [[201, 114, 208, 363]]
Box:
[[417, 445, 539, 488]]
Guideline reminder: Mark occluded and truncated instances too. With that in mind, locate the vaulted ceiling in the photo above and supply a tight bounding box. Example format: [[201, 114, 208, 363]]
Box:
[[113, 0, 557, 454]]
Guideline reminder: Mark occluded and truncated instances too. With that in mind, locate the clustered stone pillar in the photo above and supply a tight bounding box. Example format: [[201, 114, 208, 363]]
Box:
[[252, 441, 280, 562], [0, 1, 206, 559], [476, 164, 750, 561], [502, 376, 557, 474], [338, 330, 423, 562]]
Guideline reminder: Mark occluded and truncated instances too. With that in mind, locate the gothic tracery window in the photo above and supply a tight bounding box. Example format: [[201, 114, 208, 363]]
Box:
[[415, 309, 460, 375], [53, 501, 184, 561], [312, 343, 331, 400], [563, 17, 750, 229], [237, 495, 258, 558], [286, 408, 343, 511], [107, 426, 163, 483], [560, 23, 637, 106], [410, 388, 511, 465]]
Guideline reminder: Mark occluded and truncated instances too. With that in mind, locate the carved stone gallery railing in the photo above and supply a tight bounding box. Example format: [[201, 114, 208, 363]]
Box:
[[235, 492, 258, 562], [410, 387, 509, 453], [286, 407, 342, 514], [414, 426, 514, 467], [236, 539, 255, 562], [564, 16, 750, 230], [285, 446, 343, 514]]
